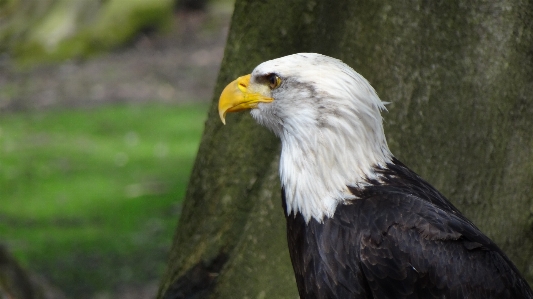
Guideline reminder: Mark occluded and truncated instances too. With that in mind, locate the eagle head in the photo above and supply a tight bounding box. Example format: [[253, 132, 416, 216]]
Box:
[[219, 53, 392, 222]]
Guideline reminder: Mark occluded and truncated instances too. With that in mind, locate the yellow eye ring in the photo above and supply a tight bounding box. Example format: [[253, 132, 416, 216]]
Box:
[[267, 74, 281, 89]]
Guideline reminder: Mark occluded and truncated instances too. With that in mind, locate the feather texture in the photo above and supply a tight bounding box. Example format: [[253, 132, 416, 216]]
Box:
[[284, 159, 533, 298], [250, 53, 392, 222]]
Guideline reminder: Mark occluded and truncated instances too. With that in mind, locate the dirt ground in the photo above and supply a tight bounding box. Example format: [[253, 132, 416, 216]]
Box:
[[0, 5, 232, 299], [0, 7, 231, 112]]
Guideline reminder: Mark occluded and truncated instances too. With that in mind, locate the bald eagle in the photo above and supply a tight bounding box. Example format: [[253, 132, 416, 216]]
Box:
[[218, 53, 533, 298]]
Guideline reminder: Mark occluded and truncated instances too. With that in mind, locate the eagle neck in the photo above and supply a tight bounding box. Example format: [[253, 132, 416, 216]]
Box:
[[279, 123, 392, 223]]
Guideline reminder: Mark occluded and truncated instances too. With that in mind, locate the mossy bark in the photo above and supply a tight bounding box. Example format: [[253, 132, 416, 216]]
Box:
[[158, 1, 533, 298]]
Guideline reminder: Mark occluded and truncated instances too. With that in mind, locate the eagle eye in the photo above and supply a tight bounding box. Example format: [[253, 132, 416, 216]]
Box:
[[266, 74, 281, 89]]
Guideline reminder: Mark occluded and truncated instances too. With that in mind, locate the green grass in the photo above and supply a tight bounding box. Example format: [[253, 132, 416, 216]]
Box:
[[0, 103, 209, 297]]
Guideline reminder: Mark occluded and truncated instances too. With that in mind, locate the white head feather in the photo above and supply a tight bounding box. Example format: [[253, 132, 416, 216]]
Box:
[[249, 53, 392, 222]]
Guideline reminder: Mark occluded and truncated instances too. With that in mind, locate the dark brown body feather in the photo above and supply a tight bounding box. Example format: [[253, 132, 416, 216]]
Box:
[[283, 158, 533, 299]]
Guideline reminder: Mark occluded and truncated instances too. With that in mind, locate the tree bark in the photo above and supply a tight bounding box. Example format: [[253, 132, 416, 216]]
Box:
[[158, 1, 533, 298]]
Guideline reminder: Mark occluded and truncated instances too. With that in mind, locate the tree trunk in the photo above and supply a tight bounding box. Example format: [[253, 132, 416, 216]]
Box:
[[157, 1, 533, 298]]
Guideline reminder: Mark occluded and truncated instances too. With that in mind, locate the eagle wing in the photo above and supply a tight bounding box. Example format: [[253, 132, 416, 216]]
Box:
[[357, 191, 532, 299], [284, 159, 533, 299]]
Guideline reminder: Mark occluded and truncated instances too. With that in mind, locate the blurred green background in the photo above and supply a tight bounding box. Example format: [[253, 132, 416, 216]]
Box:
[[0, 0, 233, 298]]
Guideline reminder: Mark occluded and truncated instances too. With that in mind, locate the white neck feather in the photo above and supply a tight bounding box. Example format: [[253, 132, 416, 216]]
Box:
[[279, 116, 392, 223]]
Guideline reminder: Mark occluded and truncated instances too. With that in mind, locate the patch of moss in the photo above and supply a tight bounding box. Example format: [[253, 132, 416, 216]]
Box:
[[0, 0, 17, 17]]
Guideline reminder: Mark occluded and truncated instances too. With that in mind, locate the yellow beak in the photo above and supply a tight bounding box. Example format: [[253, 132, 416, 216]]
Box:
[[218, 74, 273, 124]]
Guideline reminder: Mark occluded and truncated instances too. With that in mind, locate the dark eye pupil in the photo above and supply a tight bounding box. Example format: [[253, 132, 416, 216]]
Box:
[[269, 75, 276, 85]]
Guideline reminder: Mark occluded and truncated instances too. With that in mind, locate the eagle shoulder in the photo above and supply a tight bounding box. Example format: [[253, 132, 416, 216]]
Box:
[[283, 159, 533, 299]]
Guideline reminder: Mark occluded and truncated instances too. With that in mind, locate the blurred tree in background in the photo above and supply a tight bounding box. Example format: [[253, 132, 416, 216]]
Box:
[[0, 0, 175, 65], [0, 245, 41, 299], [157, 1, 533, 298], [175, 0, 208, 11]]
